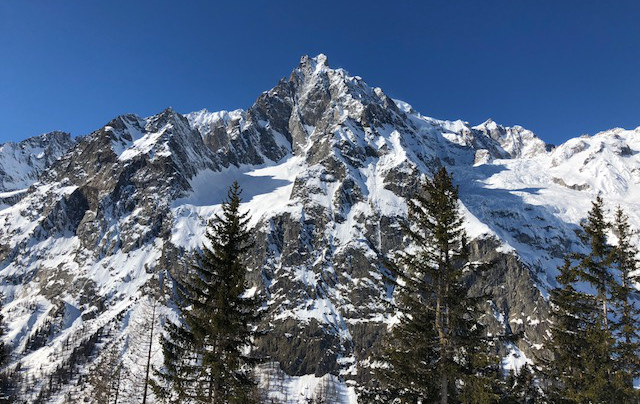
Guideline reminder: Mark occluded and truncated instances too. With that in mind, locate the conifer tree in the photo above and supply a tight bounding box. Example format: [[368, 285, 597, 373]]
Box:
[[517, 364, 543, 404], [571, 198, 627, 402], [373, 167, 499, 403], [545, 257, 593, 402], [577, 196, 613, 329], [154, 181, 261, 403], [501, 364, 541, 404], [610, 207, 640, 397], [367, 276, 439, 402], [545, 198, 630, 402]]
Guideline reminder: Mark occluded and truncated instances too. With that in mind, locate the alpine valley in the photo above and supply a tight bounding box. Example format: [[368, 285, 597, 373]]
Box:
[[2, 54, 640, 403]]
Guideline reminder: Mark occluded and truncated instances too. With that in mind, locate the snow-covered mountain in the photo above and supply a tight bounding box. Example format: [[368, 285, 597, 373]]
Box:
[[0, 131, 75, 205], [1, 54, 639, 403]]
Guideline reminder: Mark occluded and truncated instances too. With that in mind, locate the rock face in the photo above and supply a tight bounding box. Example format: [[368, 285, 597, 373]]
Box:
[[0, 131, 74, 193], [472, 119, 550, 161], [1, 54, 640, 403]]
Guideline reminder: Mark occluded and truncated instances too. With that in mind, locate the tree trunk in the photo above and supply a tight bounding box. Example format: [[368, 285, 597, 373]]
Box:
[[113, 367, 121, 404], [141, 300, 156, 404], [602, 294, 608, 329], [436, 270, 448, 404], [599, 273, 609, 330]]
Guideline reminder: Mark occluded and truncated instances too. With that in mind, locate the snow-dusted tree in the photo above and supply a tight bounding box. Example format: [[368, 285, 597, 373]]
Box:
[[140, 295, 159, 404], [154, 182, 262, 403], [256, 362, 289, 403]]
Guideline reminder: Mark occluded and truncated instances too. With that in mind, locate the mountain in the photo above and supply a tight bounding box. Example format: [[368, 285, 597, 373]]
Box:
[[0, 131, 75, 205], [1, 54, 639, 403]]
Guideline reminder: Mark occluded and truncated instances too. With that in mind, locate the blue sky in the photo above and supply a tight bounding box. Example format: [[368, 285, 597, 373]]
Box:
[[1, 1, 639, 145]]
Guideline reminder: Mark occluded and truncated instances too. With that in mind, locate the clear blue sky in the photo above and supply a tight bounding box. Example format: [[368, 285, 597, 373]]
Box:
[[1, 1, 639, 145]]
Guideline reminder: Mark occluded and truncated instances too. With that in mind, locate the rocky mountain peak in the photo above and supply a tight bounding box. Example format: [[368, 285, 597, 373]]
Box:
[[189, 54, 408, 168], [0, 130, 75, 194], [547, 126, 640, 196], [297, 53, 330, 75], [471, 117, 548, 161], [39, 130, 73, 144], [151, 106, 184, 127]]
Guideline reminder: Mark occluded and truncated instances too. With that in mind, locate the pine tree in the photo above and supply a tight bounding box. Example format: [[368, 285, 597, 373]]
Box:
[[572, 197, 626, 402], [545, 257, 593, 402], [610, 207, 640, 398], [154, 181, 261, 403], [577, 196, 613, 329], [545, 198, 628, 402], [373, 167, 499, 403], [367, 278, 439, 402]]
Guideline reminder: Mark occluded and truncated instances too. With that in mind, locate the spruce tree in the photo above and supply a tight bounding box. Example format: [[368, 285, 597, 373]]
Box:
[[373, 167, 499, 403], [154, 181, 261, 403], [545, 257, 593, 402], [572, 197, 624, 402], [610, 207, 640, 398], [367, 276, 439, 402], [545, 198, 630, 402], [577, 196, 613, 329]]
